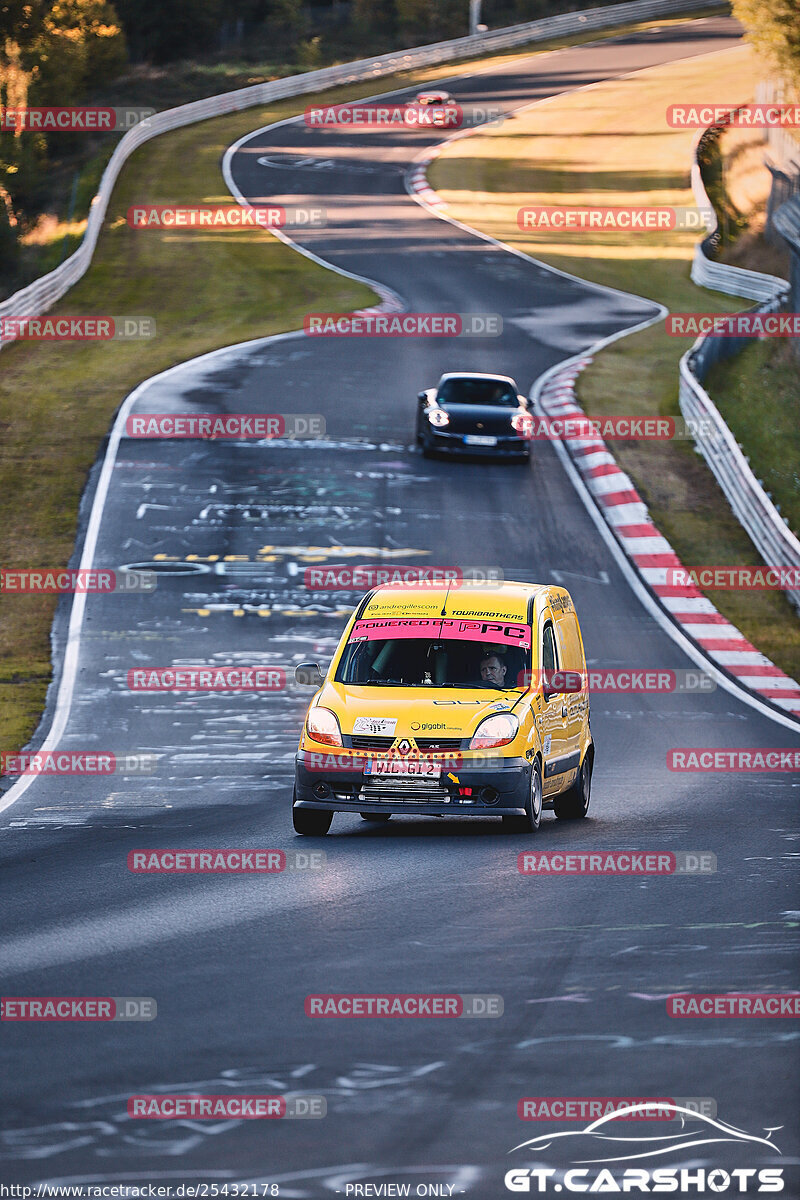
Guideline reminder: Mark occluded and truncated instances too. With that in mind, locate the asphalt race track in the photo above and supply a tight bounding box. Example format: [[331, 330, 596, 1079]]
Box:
[[2, 15, 799, 1197]]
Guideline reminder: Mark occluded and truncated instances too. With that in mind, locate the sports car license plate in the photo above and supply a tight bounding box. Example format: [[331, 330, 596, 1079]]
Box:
[[364, 759, 439, 777], [463, 434, 497, 446]]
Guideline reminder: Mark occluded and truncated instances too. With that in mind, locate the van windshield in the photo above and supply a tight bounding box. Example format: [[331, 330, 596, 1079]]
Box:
[[336, 616, 530, 689]]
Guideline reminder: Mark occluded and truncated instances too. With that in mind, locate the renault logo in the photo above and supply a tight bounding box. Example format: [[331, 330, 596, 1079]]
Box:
[[396, 739, 412, 756]]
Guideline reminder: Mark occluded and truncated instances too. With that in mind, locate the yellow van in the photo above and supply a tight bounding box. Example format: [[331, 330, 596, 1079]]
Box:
[[292, 581, 593, 835]]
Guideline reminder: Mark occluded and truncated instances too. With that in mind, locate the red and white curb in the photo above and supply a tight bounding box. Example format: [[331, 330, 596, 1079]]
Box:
[[407, 149, 448, 211], [538, 360, 800, 719]]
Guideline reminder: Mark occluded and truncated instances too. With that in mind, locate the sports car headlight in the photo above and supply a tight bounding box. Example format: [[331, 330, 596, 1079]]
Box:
[[469, 713, 519, 750], [428, 408, 450, 428], [511, 411, 533, 436], [306, 706, 343, 747]]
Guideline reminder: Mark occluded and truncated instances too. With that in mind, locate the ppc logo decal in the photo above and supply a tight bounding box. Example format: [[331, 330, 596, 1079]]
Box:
[[505, 1104, 784, 1193]]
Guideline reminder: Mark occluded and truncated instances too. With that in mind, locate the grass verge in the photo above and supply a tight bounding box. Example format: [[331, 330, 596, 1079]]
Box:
[[429, 42, 800, 681]]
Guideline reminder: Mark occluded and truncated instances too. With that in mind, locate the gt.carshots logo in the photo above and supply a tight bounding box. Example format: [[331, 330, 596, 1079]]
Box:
[[505, 1104, 785, 1192]]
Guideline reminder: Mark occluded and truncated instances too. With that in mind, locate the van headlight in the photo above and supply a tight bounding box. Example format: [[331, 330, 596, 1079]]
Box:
[[428, 408, 450, 428], [306, 707, 343, 747], [469, 713, 519, 750]]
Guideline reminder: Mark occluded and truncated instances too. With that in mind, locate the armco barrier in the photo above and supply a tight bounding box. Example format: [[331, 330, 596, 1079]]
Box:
[[678, 329, 800, 614], [690, 113, 788, 301], [680, 113, 799, 614], [0, 0, 725, 352]]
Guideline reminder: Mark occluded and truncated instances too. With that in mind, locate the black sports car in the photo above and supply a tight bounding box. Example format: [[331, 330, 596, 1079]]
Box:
[[415, 372, 532, 460]]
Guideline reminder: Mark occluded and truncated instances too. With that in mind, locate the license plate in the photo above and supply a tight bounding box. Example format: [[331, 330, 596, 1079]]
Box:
[[364, 759, 439, 777], [464, 434, 497, 446]]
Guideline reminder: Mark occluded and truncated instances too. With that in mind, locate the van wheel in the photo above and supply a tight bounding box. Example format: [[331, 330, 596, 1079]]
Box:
[[360, 812, 391, 822], [502, 759, 542, 833], [554, 755, 592, 820], [293, 804, 333, 835]]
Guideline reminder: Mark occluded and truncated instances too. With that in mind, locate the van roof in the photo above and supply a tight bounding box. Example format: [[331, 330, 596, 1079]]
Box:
[[362, 580, 549, 623]]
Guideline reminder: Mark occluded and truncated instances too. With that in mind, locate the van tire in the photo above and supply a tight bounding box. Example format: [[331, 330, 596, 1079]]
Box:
[[293, 801, 333, 835], [554, 754, 592, 820], [502, 759, 542, 833]]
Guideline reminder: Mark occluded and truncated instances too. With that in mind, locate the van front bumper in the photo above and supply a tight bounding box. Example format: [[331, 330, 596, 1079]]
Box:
[[294, 750, 533, 817]]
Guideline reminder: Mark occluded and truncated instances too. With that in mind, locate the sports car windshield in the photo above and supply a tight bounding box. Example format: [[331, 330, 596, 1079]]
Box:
[[336, 616, 531, 689], [437, 378, 517, 407]]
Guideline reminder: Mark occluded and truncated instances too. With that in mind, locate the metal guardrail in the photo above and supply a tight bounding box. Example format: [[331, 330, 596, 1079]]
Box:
[[680, 111, 799, 613], [756, 79, 800, 175], [0, 0, 725, 350], [689, 119, 788, 300]]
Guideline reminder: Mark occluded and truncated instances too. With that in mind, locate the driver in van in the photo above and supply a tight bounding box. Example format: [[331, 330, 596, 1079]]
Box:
[[480, 652, 507, 688]]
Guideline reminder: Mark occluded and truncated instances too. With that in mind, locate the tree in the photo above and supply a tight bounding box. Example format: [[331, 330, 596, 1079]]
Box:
[[112, 0, 221, 62], [731, 0, 800, 86], [26, 0, 127, 104]]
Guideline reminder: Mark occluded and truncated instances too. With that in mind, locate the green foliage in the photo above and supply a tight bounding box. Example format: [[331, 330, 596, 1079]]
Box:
[[297, 36, 323, 69], [0, 187, 20, 284], [731, 0, 800, 84], [26, 0, 127, 102]]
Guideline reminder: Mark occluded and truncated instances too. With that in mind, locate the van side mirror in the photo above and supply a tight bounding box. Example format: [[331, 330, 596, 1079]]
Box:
[[542, 669, 583, 701], [295, 662, 324, 687]]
